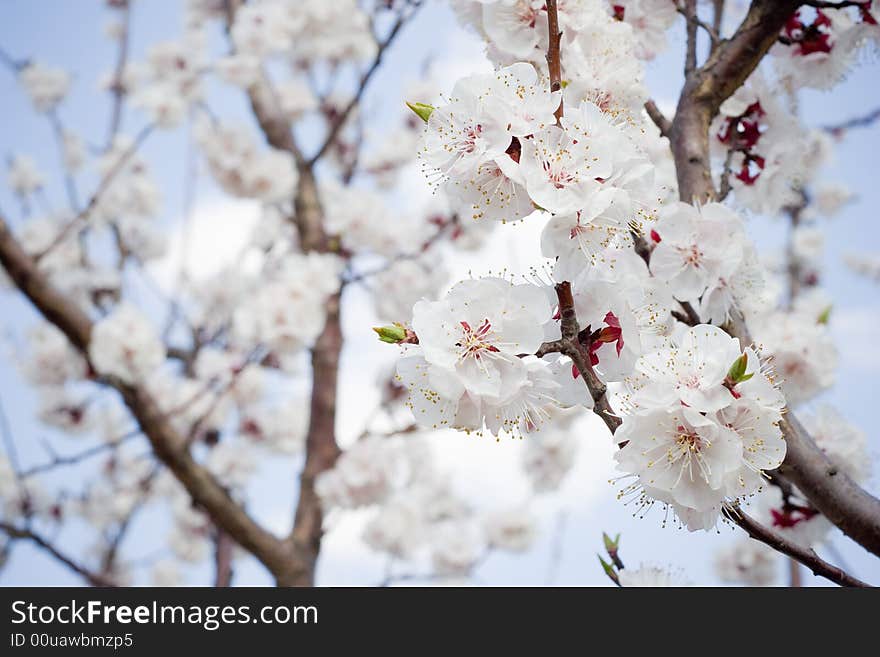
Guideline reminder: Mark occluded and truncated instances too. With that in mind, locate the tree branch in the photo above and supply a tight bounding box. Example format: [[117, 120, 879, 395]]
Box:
[[214, 528, 235, 587], [35, 123, 154, 262], [683, 0, 699, 75], [537, 282, 621, 432], [644, 100, 672, 137], [0, 521, 116, 587], [0, 214, 295, 582], [223, 2, 345, 586], [727, 508, 871, 587], [671, 0, 801, 203], [309, 2, 423, 165], [546, 0, 564, 123], [711, 0, 726, 39], [678, 0, 720, 51]]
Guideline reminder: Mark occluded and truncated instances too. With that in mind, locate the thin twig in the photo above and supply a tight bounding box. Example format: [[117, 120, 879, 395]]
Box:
[[644, 100, 672, 137], [711, 0, 726, 39], [214, 528, 235, 587], [678, 1, 721, 49], [47, 110, 81, 210], [21, 428, 143, 479], [727, 508, 871, 588], [823, 105, 880, 135], [536, 282, 621, 433], [309, 2, 423, 165], [546, 0, 564, 123], [105, 0, 132, 150], [34, 123, 154, 262], [0, 521, 116, 586]]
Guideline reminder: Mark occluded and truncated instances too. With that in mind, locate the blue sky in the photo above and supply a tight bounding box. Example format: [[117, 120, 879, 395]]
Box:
[[0, 1, 878, 586]]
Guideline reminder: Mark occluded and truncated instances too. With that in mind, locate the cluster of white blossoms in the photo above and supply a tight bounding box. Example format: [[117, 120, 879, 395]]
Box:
[[397, 277, 590, 437], [770, 5, 879, 91], [649, 202, 764, 325], [421, 61, 658, 240], [452, 0, 650, 115], [7, 155, 45, 197], [614, 325, 786, 530], [386, 1, 846, 536], [617, 564, 691, 587], [230, 0, 375, 62], [317, 433, 538, 578], [194, 118, 299, 202], [89, 304, 166, 385], [130, 37, 206, 128], [714, 538, 779, 587], [2, 0, 874, 588], [232, 252, 343, 356], [19, 61, 70, 112]]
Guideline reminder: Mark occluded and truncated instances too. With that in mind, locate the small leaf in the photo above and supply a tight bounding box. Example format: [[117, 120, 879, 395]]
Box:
[[726, 353, 749, 383], [602, 532, 619, 553], [406, 101, 435, 123]]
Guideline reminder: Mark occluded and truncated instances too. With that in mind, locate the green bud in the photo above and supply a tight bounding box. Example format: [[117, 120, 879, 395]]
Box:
[[602, 532, 620, 553], [726, 353, 753, 384], [373, 323, 408, 344], [406, 101, 435, 123], [598, 555, 620, 585], [817, 305, 832, 325]]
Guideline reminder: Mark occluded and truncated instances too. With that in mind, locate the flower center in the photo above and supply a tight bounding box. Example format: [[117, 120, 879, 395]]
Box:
[[456, 319, 500, 360], [543, 160, 576, 189], [455, 124, 483, 155]]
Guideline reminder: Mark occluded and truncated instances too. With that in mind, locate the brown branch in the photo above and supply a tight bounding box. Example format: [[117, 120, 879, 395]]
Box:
[[309, 3, 423, 166], [717, 147, 735, 201], [224, 3, 345, 586], [711, 0, 725, 38], [644, 100, 672, 137], [214, 528, 235, 587], [678, 1, 721, 51], [537, 282, 621, 433], [683, 0, 699, 75], [546, 0, 564, 123], [21, 428, 142, 478], [668, 0, 880, 559], [0, 521, 116, 587], [0, 214, 296, 582], [279, 290, 342, 586], [671, 0, 801, 204], [728, 508, 871, 588]]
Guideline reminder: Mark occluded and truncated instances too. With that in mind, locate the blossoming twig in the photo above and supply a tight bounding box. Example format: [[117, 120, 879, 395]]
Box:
[[536, 282, 621, 432]]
